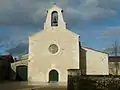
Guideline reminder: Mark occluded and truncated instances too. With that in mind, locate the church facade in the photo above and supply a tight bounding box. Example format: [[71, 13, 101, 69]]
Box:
[[28, 4, 109, 84]]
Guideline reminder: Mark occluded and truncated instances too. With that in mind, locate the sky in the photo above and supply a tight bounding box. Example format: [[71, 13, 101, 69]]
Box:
[[0, 0, 120, 53]]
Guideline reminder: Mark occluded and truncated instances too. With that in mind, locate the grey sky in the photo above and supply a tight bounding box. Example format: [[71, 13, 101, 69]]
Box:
[[0, 0, 120, 52]]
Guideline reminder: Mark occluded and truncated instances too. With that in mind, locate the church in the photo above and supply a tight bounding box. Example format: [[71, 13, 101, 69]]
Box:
[[28, 4, 109, 84]]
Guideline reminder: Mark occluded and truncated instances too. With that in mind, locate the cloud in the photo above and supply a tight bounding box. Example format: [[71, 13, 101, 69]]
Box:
[[65, 0, 116, 21], [0, 26, 40, 50], [97, 0, 120, 10], [0, 0, 120, 52], [0, 0, 49, 26], [95, 26, 120, 40], [103, 26, 120, 36], [0, 0, 119, 26]]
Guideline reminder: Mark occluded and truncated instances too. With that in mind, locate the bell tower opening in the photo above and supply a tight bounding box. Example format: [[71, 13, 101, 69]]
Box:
[[44, 3, 66, 30], [51, 11, 58, 26]]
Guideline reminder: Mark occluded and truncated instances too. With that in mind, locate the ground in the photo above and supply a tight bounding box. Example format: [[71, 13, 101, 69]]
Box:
[[0, 81, 67, 90]]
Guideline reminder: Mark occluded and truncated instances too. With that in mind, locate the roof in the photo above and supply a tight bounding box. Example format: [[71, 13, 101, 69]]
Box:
[[20, 54, 28, 60], [82, 46, 108, 55], [109, 56, 120, 62]]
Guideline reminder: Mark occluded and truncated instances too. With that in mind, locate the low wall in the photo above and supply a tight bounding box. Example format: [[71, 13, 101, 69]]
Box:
[[67, 75, 120, 90]]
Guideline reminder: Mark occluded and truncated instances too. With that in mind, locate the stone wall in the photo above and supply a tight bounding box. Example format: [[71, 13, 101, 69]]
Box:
[[68, 75, 120, 90]]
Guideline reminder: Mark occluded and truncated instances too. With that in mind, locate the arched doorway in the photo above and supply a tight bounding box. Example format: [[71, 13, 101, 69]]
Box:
[[16, 65, 27, 81], [49, 69, 59, 83]]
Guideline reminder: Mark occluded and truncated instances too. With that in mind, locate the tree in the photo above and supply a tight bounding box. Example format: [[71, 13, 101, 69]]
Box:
[[104, 40, 120, 75], [112, 40, 119, 75], [104, 40, 120, 56], [112, 40, 119, 56]]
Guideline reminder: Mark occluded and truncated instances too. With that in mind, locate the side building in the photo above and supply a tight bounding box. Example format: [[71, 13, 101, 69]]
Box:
[[109, 56, 120, 75], [0, 54, 14, 81]]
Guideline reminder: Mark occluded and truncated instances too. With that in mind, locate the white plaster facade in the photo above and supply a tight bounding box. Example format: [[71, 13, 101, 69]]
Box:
[[28, 4, 80, 83], [81, 47, 109, 75]]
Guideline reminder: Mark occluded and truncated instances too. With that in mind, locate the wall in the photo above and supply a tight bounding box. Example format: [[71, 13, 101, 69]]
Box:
[[28, 29, 79, 83], [10, 60, 28, 80], [109, 56, 120, 75], [0, 59, 10, 81], [81, 47, 109, 75], [109, 62, 120, 75], [68, 75, 120, 90]]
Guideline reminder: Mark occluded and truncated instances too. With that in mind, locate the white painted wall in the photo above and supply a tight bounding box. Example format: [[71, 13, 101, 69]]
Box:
[[82, 47, 109, 75], [28, 29, 79, 83]]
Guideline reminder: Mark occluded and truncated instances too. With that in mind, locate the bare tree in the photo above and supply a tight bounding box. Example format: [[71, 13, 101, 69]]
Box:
[[112, 40, 119, 56], [112, 40, 119, 75]]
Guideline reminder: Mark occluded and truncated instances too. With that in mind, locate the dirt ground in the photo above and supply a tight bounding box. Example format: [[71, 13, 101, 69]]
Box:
[[20, 87, 67, 90], [0, 81, 67, 90]]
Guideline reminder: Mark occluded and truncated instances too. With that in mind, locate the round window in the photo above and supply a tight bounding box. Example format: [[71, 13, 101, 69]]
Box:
[[48, 44, 58, 54]]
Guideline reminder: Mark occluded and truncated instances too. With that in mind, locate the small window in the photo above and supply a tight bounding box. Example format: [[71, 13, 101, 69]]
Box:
[[51, 11, 58, 26]]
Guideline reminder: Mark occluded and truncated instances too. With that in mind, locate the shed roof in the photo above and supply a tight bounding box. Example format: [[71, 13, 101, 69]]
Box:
[[82, 46, 108, 54]]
